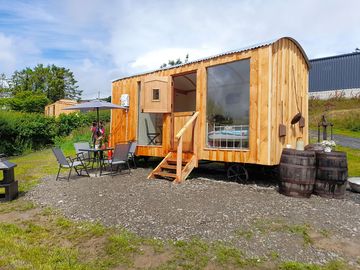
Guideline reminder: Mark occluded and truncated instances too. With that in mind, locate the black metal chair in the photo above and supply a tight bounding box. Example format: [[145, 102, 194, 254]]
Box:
[[101, 143, 131, 176], [74, 142, 93, 166], [128, 141, 137, 168], [52, 147, 89, 181], [145, 119, 160, 145]]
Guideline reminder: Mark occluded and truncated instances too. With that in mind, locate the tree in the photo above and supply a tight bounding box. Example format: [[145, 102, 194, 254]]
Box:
[[160, 54, 189, 68], [103, 96, 111, 102], [0, 73, 11, 98], [10, 64, 82, 102], [8, 91, 50, 113]]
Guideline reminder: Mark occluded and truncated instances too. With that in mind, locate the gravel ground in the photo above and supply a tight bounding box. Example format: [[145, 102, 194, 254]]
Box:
[[26, 167, 360, 266]]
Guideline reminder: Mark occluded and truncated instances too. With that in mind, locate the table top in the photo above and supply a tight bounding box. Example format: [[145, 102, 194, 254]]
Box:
[[79, 147, 114, 152]]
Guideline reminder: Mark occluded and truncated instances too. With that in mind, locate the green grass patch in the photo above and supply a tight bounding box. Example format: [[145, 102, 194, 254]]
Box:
[[319, 229, 331, 238], [279, 260, 349, 270], [9, 149, 58, 192], [105, 229, 142, 266], [212, 241, 261, 268], [0, 203, 354, 269], [55, 126, 93, 155], [335, 145, 360, 176], [234, 227, 254, 239], [268, 250, 280, 260], [309, 97, 360, 135], [0, 221, 94, 269], [0, 200, 35, 214], [254, 219, 313, 245], [158, 238, 262, 270], [331, 128, 360, 139], [172, 238, 210, 269]]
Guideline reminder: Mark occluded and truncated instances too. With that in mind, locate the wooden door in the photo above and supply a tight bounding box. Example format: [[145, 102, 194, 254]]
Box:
[[141, 76, 172, 113], [172, 112, 194, 152]]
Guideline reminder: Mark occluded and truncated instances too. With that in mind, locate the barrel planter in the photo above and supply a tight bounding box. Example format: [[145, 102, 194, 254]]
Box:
[[279, 149, 316, 198], [314, 151, 348, 199]]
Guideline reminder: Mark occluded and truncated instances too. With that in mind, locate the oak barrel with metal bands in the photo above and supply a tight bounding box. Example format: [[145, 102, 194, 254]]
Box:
[[314, 151, 348, 199], [279, 149, 316, 198]]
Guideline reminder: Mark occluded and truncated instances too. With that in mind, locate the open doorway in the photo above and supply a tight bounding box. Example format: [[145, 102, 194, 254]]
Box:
[[171, 72, 197, 151], [173, 72, 196, 112]]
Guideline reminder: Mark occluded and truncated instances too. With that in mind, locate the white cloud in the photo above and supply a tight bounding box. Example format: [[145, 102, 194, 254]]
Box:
[[1, 0, 360, 98], [0, 33, 16, 73], [130, 47, 221, 71], [71, 58, 113, 99], [0, 32, 40, 75]]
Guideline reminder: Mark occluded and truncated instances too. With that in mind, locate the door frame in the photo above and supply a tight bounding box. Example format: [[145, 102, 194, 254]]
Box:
[[170, 70, 197, 151]]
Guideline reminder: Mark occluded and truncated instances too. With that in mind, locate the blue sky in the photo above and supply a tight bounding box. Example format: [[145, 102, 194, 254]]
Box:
[[1, 0, 360, 99]]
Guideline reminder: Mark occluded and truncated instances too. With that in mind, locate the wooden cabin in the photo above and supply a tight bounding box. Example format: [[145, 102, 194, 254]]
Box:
[[111, 37, 310, 182], [45, 99, 78, 117]]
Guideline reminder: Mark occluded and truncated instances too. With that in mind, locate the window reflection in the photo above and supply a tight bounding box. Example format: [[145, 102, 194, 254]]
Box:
[[206, 59, 250, 149]]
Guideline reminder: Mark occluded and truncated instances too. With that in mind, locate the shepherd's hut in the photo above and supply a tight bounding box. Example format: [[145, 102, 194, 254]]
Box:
[[110, 37, 310, 182]]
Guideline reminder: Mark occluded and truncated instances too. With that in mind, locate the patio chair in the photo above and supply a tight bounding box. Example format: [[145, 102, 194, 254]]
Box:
[[145, 119, 160, 145], [101, 143, 131, 176], [52, 147, 89, 181], [74, 142, 92, 166], [128, 141, 137, 168]]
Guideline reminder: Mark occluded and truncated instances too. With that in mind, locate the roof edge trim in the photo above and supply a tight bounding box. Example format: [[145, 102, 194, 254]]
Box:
[[113, 37, 310, 82], [276, 37, 311, 69]]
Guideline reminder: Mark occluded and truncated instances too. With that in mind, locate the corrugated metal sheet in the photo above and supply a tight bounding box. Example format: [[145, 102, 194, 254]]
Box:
[[309, 52, 360, 92], [113, 37, 309, 82]]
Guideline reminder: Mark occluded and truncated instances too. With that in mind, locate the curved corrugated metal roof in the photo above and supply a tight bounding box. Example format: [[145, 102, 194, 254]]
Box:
[[113, 37, 310, 82]]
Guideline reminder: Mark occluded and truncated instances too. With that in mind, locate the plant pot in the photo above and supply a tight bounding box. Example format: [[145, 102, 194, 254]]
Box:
[[324, 146, 331, 153]]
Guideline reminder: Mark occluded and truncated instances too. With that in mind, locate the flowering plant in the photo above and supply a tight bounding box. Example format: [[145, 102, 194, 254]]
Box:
[[321, 140, 336, 148]]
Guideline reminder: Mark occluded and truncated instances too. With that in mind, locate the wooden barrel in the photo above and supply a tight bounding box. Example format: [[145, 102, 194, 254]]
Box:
[[279, 149, 316, 198], [314, 151, 348, 199]]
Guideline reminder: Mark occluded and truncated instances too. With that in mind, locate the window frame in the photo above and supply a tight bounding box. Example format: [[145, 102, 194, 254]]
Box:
[[152, 88, 160, 102], [205, 58, 251, 150]]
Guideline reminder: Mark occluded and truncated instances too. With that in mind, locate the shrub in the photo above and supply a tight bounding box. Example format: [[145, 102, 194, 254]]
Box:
[[57, 113, 88, 137], [8, 91, 50, 113], [0, 110, 111, 156], [0, 111, 57, 155], [56, 110, 110, 136]]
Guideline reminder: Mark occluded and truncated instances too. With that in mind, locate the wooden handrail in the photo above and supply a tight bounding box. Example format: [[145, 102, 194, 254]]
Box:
[[175, 111, 199, 182], [175, 111, 199, 140]]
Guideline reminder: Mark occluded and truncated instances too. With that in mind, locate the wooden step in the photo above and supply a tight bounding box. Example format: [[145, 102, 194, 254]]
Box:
[[167, 158, 189, 165], [153, 172, 177, 179], [160, 164, 178, 170]]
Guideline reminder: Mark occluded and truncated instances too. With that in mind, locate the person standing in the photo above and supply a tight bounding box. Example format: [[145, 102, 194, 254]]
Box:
[[91, 121, 97, 147]]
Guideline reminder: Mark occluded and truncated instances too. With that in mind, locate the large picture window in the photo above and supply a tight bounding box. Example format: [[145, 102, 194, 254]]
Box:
[[206, 59, 250, 149]]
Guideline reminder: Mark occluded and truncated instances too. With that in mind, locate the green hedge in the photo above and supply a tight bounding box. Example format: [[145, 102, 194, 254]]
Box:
[[0, 110, 111, 156]]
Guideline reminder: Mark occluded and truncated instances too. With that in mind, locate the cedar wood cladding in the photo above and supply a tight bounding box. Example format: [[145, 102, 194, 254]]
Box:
[[111, 37, 309, 166]]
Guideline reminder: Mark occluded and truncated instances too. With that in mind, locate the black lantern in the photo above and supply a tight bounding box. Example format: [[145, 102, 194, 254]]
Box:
[[0, 156, 18, 201]]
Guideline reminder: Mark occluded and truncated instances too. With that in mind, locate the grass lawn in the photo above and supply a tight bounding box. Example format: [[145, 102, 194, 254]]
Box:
[[9, 149, 58, 192], [0, 199, 352, 270], [0, 127, 357, 269], [309, 97, 360, 136], [332, 128, 360, 139], [336, 145, 360, 176]]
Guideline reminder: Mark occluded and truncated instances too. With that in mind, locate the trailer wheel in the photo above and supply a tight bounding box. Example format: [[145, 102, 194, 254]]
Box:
[[227, 164, 249, 182]]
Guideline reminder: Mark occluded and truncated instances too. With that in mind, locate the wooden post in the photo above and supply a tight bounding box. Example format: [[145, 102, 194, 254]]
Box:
[[176, 136, 183, 182]]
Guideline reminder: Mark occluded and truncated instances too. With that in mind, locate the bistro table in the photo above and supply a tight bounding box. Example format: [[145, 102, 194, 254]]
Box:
[[79, 147, 114, 176]]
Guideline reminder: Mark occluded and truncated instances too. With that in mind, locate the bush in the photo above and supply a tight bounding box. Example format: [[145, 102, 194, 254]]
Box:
[[57, 113, 89, 136], [8, 91, 50, 113], [0, 111, 57, 155], [0, 110, 111, 156], [56, 110, 110, 136], [85, 109, 111, 123]]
